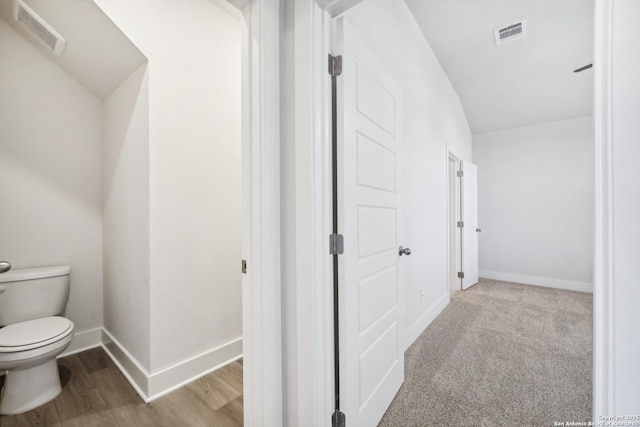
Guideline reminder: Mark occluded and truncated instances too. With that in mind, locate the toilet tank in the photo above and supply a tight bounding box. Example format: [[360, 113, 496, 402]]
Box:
[[0, 265, 71, 326]]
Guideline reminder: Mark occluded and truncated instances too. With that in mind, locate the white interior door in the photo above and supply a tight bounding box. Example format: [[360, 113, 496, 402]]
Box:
[[461, 160, 479, 290], [334, 17, 404, 426]]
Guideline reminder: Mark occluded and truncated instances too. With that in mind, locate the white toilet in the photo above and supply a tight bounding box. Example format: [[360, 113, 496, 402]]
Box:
[[0, 265, 75, 415]]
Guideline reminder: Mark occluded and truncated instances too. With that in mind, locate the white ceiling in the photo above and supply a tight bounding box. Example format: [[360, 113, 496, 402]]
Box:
[[1, 0, 593, 129], [0, 0, 146, 100], [404, 0, 594, 134]]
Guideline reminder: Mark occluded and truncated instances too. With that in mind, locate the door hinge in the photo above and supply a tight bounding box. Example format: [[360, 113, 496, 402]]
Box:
[[458, 271, 465, 279], [329, 54, 343, 77], [457, 170, 464, 177], [241, 260, 247, 274], [329, 233, 344, 255], [457, 221, 464, 228], [332, 410, 346, 427]]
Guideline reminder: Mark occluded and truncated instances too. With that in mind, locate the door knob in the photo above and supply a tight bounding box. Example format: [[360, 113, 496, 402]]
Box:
[[398, 246, 412, 256], [0, 261, 11, 274], [476, 228, 482, 232]]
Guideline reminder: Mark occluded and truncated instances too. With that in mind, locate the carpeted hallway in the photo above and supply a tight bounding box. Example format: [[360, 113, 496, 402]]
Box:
[[380, 278, 592, 427]]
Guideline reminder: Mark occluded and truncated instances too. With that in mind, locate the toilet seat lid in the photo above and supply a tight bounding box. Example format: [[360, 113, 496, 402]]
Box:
[[0, 316, 73, 351]]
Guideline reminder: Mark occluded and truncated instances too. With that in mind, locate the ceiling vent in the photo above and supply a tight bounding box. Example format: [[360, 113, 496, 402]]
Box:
[[494, 20, 526, 46], [12, 0, 66, 56]]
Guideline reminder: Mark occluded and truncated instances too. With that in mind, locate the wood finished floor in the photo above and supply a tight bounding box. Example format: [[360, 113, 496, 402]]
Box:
[[0, 347, 243, 426]]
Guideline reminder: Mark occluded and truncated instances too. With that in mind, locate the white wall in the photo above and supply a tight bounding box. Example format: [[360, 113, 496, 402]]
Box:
[[344, 0, 472, 348], [0, 18, 103, 339], [94, 0, 242, 374], [103, 64, 151, 369], [473, 117, 594, 292]]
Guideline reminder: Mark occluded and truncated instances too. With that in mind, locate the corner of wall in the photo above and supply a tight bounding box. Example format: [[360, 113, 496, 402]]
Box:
[[100, 328, 243, 403]]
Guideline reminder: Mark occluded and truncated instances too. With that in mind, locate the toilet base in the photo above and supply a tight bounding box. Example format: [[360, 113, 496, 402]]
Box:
[[0, 359, 62, 415]]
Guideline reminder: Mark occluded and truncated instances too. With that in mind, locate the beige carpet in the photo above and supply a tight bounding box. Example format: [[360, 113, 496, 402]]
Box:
[[380, 278, 592, 427]]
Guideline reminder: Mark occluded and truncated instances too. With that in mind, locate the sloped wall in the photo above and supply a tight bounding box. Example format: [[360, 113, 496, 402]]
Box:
[[0, 18, 103, 343]]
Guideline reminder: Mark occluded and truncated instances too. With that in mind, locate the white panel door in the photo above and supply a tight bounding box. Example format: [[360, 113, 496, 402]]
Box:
[[461, 160, 479, 290], [334, 17, 404, 426]]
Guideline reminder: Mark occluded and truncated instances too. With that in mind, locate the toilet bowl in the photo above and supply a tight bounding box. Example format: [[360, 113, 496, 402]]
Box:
[[0, 265, 74, 415], [0, 316, 74, 414]]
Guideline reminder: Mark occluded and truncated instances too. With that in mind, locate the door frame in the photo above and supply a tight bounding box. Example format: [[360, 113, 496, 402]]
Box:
[[241, 0, 346, 425], [447, 152, 462, 294], [592, 0, 614, 417], [274, 1, 369, 425], [244, 0, 613, 425], [240, 0, 283, 425]]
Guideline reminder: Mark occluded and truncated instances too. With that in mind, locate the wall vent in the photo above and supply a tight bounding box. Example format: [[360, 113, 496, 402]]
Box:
[[12, 0, 66, 56], [494, 20, 526, 46]]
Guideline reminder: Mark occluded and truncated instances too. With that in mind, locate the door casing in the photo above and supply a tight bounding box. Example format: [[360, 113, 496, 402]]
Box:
[[448, 153, 462, 294]]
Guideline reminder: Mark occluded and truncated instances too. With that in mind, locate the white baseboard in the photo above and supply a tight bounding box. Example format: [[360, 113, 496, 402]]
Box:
[[100, 328, 242, 402], [101, 328, 150, 400], [147, 337, 242, 401], [479, 270, 593, 293], [60, 327, 102, 357], [403, 293, 449, 352]]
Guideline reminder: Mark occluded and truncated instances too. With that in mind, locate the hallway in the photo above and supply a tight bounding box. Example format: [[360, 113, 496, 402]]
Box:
[[380, 279, 592, 426]]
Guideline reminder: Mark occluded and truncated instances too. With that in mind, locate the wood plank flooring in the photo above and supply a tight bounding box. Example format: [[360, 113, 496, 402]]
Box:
[[0, 347, 243, 426]]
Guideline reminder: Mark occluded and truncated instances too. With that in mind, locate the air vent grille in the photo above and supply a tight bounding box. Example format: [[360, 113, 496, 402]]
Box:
[[494, 20, 526, 46], [13, 0, 66, 56]]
